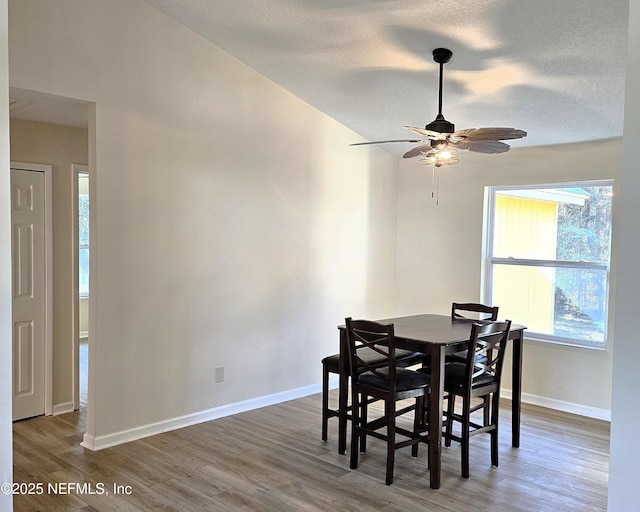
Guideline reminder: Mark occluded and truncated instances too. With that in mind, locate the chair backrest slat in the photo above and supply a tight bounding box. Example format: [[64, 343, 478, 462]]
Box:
[[452, 302, 499, 322]]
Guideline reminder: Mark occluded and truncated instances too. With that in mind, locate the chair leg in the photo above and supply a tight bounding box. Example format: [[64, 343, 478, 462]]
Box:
[[321, 364, 329, 442], [444, 393, 455, 447], [491, 393, 500, 467], [461, 396, 471, 479], [360, 395, 368, 453], [411, 396, 424, 458], [350, 391, 361, 470], [385, 397, 396, 485], [483, 395, 490, 427], [338, 371, 349, 454]]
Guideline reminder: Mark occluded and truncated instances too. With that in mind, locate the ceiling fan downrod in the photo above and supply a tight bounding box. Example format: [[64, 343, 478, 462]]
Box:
[[426, 48, 455, 134]]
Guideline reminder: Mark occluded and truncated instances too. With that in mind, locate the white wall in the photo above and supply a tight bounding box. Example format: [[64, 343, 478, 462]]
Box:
[[8, 0, 400, 445], [0, 1, 13, 509], [608, 0, 640, 509], [396, 139, 621, 416]]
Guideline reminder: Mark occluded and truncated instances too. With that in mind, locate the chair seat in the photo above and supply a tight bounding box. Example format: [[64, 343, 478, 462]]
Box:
[[322, 348, 423, 370], [447, 350, 488, 364], [321, 353, 340, 367], [443, 362, 496, 388], [359, 367, 430, 392], [418, 363, 495, 389]]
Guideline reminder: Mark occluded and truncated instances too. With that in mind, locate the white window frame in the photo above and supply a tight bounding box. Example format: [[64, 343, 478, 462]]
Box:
[[482, 180, 613, 349]]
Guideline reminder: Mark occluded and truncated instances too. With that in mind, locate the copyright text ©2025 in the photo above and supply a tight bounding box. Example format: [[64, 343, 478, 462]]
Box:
[[2, 482, 133, 496]]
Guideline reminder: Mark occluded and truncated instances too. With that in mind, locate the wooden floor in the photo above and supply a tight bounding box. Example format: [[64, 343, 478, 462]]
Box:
[[12, 392, 609, 511]]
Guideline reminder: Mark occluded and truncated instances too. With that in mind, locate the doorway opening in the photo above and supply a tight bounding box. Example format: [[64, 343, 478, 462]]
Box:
[[74, 166, 90, 409], [10, 87, 95, 446]]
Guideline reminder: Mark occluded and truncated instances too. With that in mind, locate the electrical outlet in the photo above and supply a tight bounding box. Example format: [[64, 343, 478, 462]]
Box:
[[215, 366, 225, 383]]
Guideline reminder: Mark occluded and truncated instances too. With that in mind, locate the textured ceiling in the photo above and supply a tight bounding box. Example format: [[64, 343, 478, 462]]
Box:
[[9, 1, 630, 158], [143, 0, 629, 157]]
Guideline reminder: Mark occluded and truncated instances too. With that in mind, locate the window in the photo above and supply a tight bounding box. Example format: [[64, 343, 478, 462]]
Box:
[[78, 172, 90, 298], [483, 181, 613, 348]]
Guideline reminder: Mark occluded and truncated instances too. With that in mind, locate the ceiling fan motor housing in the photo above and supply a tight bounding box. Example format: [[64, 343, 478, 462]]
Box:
[[426, 114, 455, 134]]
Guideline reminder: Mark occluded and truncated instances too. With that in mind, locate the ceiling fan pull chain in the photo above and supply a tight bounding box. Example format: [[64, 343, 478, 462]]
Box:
[[431, 166, 440, 206], [432, 166, 436, 199]]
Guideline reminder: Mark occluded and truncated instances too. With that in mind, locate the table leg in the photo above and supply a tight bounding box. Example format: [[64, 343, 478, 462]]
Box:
[[511, 330, 523, 448], [338, 329, 348, 455], [428, 346, 445, 489]]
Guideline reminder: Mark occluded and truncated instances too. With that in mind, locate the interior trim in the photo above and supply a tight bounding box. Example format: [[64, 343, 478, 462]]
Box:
[[502, 388, 611, 422], [80, 383, 321, 451]]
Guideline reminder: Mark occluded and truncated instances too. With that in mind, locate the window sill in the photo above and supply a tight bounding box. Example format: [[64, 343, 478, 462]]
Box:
[[524, 334, 608, 351]]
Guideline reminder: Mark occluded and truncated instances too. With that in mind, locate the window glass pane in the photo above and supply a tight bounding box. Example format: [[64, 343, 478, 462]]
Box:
[[492, 264, 607, 343], [79, 193, 89, 245], [556, 187, 612, 263], [554, 267, 607, 342], [79, 247, 89, 297], [79, 190, 89, 297], [492, 193, 558, 259], [492, 185, 612, 262]]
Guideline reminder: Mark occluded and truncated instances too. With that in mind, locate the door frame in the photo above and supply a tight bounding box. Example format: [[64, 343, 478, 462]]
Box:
[[10, 161, 54, 417]]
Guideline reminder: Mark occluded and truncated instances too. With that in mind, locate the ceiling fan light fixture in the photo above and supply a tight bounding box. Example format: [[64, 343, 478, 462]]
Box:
[[419, 148, 458, 168], [438, 149, 453, 161]]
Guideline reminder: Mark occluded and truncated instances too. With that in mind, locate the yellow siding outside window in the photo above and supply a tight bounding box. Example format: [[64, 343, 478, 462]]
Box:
[[492, 195, 557, 334]]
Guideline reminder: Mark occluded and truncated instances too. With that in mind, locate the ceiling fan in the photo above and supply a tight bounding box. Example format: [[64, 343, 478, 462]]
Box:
[[350, 48, 527, 168]]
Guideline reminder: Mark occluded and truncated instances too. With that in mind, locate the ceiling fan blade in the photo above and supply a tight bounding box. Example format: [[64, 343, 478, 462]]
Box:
[[451, 139, 511, 154], [450, 127, 527, 142], [403, 143, 433, 159], [403, 126, 446, 140], [349, 139, 422, 146]]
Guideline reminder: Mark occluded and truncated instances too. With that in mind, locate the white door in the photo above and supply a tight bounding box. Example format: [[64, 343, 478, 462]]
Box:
[[11, 168, 48, 420]]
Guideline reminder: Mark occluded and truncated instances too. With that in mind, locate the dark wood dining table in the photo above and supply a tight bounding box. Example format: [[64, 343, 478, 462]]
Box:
[[337, 313, 526, 489]]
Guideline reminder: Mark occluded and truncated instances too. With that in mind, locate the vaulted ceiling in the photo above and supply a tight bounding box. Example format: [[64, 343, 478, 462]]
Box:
[[143, 0, 629, 157]]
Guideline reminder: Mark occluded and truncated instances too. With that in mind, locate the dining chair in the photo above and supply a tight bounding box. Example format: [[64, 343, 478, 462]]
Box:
[[431, 320, 512, 478], [321, 339, 424, 451], [345, 317, 430, 485], [448, 302, 499, 364]]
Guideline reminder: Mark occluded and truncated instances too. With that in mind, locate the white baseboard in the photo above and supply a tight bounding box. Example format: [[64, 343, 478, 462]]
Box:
[[81, 383, 321, 451], [502, 389, 611, 422], [78, 382, 611, 452], [53, 401, 75, 416]]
